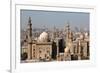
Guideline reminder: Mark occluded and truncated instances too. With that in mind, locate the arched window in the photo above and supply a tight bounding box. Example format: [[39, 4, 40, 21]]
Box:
[[81, 46, 84, 56]]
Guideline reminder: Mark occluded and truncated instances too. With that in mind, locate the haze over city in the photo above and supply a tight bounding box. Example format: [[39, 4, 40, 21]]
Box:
[[20, 10, 89, 31]]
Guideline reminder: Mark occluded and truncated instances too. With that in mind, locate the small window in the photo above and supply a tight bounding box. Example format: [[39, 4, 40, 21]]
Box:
[[47, 50, 49, 53], [39, 50, 41, 53], [61, 58, 63, 61], [33, 49, 35, 51], [45, 54, 47, 58], [47, 56, 49, 59], [33, 52, 35, 54], [33, 55, 35, 57], [39, 57, 41, 59]]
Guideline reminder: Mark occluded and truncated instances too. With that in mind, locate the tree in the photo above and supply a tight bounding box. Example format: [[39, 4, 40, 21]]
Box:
[[21, 52, 28, 60]]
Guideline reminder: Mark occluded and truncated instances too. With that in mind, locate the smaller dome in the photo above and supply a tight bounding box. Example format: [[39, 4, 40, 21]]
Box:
[[85, 32, 89, 37], [64, 47, 70, 53], [80, 34, 84, 39]]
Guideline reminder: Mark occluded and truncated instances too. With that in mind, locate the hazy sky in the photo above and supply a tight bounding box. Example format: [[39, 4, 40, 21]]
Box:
[[20, 10, 89, 31]]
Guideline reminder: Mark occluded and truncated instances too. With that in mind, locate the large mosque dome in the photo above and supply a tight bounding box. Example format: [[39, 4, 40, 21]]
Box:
[[38, 32, 49, 42]]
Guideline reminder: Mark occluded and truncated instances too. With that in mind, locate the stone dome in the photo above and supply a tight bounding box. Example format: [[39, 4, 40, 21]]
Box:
[[38, 32, 49, 42], [64, 47, 70, 53], [80, 34, 84, 40], [85, 32, 89, 38]]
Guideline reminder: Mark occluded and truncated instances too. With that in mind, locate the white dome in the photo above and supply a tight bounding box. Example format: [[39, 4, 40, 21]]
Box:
[[38, 32, 49, 42], [80, 34, 84, 39], [64, 47, 70, 53], [85, 32, 89, 37]]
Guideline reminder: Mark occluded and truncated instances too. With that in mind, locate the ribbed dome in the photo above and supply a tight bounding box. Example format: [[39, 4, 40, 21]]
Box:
[[38, 32, 49, 42]]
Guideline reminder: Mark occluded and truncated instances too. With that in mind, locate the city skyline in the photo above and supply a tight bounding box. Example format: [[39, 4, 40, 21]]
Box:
[[21, 16, 90, 62], [20, 10, 89, 31]]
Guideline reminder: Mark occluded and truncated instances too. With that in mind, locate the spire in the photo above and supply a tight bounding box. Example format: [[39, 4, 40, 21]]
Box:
[[27, 16, 32, 41], [66, 22, 70, 39], [27, 17, 32, 30], [28, 17, 31, 24], [66, 21, 73, 47], [66, 21, 70, 31], [64, 21, 70, 32], [67, 25, 70, 31]]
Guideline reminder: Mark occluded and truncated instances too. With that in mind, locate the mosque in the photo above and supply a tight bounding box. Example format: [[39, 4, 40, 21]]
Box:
[[21, 17, 89, 62]]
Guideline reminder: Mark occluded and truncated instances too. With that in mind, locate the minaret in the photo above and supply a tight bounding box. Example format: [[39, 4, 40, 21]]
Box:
[[66, 24, 73, 44], [64, 24, 72, 61], [27, 17, 32, 60], [66, 24, 70, 46], [51, 26, 56, 41], [65, 23, 74, 55], [78, 39, 81, 60]]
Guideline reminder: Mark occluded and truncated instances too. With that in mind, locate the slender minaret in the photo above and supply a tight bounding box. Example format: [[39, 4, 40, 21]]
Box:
[[65, 23, 74, 55], [66, 24, 70, 46], [66, 24, 73, 44], [27, 17, 32, 60], [78, 39, 81, 60]]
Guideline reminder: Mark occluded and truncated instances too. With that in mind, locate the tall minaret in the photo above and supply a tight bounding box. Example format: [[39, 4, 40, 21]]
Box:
[[66, 24, 73, 44], [65, 23, 73, 54], [27, 17, 32, 60], [66, 24, 70, 46]]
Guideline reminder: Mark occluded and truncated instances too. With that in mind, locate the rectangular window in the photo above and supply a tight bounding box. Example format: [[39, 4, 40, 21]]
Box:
[[39, 50, 41, 53]]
